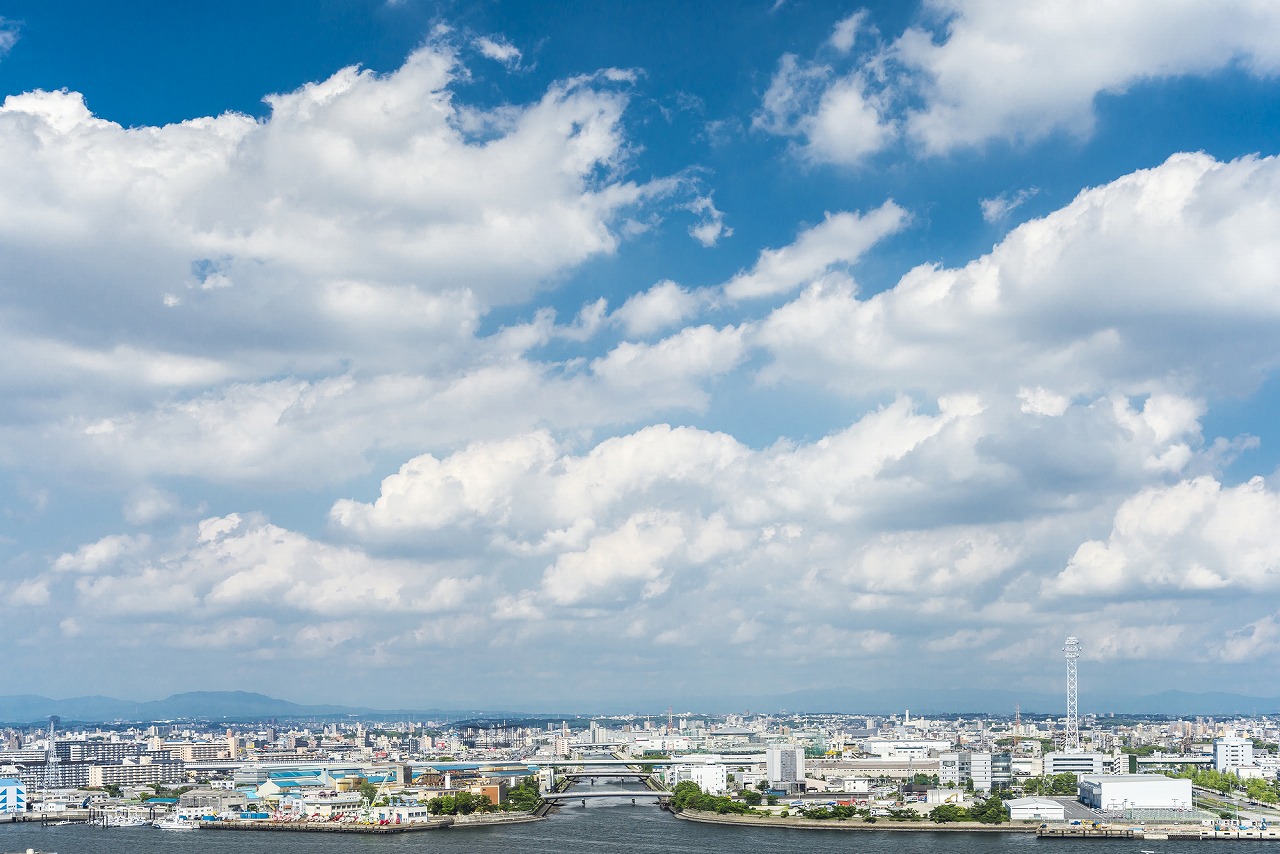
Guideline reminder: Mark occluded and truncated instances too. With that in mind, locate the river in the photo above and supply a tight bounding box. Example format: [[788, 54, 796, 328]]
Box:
[[1, 786, 1273, 854]]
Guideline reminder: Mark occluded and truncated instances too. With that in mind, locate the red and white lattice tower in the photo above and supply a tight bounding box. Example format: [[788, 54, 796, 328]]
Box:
[[1063, 637, 1081, 751]]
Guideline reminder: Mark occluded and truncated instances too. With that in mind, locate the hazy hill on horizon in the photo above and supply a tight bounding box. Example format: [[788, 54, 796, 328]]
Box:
[[2, 687, 1278, 724]]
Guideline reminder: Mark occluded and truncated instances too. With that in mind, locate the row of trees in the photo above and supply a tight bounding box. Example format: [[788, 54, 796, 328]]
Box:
[[426, 791, 495, 815], [668, 781, 754, 815], [1166, 766, 1280, 803], [1020, 773, 1079, 795], [673, 782, 1011, 824], [928, 795, 1009, 824]]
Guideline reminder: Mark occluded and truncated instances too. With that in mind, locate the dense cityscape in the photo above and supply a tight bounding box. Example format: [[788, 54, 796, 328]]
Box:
[[3, 699, 1280, 837]]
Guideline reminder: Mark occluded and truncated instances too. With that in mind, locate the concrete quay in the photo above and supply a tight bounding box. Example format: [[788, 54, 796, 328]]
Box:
[[197, 811, 542, 833], [201, 818, 454, 833], [674, 810, 1038, 832]]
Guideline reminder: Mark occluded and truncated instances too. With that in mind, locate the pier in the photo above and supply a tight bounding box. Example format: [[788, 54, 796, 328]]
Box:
[[1036, 826, 1136, 839], [200, 818, 454, 833]]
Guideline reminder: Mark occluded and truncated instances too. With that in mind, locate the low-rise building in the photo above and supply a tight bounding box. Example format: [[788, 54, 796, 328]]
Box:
[[468, 778, 509, 805], [1005, 796, 1066, 821], [1044, 752, 1108, 776], [0, 777, 24, 814], [177, 787, 248, 814], [300, 790, 363, 817], [1077, 774, 1192, 810]]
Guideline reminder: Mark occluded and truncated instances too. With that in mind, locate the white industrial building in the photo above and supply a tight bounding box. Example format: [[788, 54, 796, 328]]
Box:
[[1044, 752, 1107, 776], [1006, 796, 1066, 822], [860, 738, 951, 759], [1077, 774, 1192, 810], [1214, 737, 1254, 773]]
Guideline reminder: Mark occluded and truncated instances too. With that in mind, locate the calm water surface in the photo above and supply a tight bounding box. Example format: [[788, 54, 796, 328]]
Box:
[[0, 791, 1271, 854]]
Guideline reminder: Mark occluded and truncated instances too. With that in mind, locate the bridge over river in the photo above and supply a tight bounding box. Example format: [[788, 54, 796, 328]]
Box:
[[543, 790, 670, 802]]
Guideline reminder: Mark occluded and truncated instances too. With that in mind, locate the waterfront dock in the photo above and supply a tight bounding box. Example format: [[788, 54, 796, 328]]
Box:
[[197, 812, 542, 833], [1037, 826, 1136, 839], [202, 818, 454, 833]]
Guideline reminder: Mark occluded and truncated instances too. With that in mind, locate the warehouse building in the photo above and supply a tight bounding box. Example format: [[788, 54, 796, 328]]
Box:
[[1077, 774, 1192, 810]]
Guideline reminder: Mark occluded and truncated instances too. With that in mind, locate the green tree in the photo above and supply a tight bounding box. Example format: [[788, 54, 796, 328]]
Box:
[[1048, 773, 1078, 795], [359, 782, 379, 804], [741, 789, 762, 806], [668, 781, 752, 815], [1245, 778, 1278, 805], [506, 776, 542, 811], [929, 803, 970, 823], [969, 794, 1009, 824]]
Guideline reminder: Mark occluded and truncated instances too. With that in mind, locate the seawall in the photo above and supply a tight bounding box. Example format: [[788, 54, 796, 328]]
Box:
[[674, 810, 1038, 832]]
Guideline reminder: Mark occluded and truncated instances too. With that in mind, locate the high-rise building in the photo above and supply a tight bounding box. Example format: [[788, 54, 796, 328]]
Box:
[[766, 746, 805, 786], [939, 751, 1011, 793], [1214, 737, 1254, 772]]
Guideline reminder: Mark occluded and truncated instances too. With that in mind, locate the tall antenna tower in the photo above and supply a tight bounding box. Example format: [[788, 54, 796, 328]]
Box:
[[44, 715, 60, 795], [1063, 637, 1081, 752]]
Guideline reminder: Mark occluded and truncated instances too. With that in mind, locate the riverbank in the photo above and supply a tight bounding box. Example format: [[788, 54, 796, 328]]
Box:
[[200, 810, 543, 834], [674, 809, 1039, 832], [453, 811, 546, 827]]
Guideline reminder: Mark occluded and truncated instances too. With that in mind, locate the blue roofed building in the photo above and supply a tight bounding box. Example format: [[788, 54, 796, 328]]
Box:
[[0, 777, 25, 814]]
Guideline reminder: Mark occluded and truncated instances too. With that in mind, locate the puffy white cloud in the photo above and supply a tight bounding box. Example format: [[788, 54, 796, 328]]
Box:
[[474, 35, 522, 67], [724, 203, 907, 300], [829, 11, 868, 53], [1216, 614, 1280, 663], [611, 280, 708, 337], [756, 153, 1280, 398], [899, 0, 1280, 153], [42, 513, 485, 648], [759, 3, 1280, 162], [755, 54, 897, 166], [8, 371, 1262, 694], [1017, 387, 1070, 417], [52, 534, 150, 574], [1049, 475, 1280, 596], [589, 324, 746, 397], [0, 43, 663, 418]]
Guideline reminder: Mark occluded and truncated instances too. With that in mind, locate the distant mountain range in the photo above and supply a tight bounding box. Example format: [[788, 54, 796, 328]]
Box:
[[2, 687, 1277, 724], [0, 691, 375, 724]]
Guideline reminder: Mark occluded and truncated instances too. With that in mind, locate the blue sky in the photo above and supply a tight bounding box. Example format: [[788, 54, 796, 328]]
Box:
[[3, 0, 1280, 712]]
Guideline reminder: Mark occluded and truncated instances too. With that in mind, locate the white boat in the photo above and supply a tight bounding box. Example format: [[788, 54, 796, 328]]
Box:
[[153, 816, 198, 831], [108, 814, 149, 828]]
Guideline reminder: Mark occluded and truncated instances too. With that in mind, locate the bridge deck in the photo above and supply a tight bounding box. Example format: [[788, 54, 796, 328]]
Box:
[[544, 790, 670, 800]]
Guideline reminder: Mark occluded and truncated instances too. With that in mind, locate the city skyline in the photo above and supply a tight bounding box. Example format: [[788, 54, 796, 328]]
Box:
[[2, 1, 1280, 709]]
